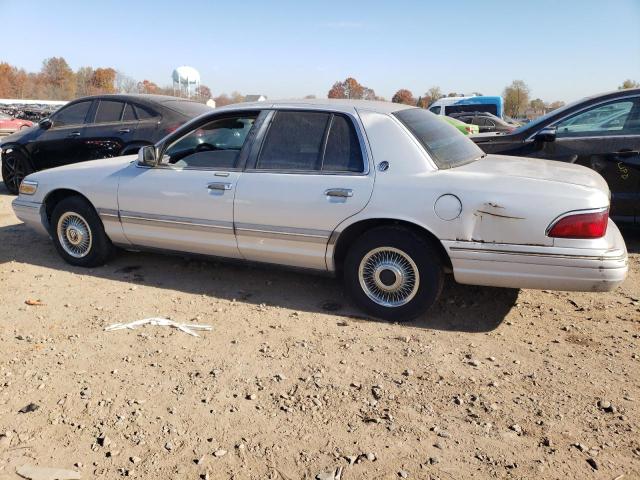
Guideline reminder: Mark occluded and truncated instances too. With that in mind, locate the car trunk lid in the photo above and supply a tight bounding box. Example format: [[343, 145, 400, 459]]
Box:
[[458, 154, 609, 192]]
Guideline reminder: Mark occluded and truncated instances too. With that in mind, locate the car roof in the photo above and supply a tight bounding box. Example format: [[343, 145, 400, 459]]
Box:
[[216, 98, 416, 115], [68, 93, 203, 106]]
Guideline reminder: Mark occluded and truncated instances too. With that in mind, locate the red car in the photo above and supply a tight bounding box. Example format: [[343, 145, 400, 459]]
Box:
[[0, 112, 33, 137]]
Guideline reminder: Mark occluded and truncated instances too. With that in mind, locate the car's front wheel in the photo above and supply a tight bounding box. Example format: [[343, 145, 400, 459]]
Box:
[[344, 227, 444, 322], [50, 196, 113, 267], [1, 150, 33, 195]]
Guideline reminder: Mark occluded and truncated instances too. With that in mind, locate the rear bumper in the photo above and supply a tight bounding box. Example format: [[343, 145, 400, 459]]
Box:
[[444, 222, 628, 292], [12, 198, 49, 236]]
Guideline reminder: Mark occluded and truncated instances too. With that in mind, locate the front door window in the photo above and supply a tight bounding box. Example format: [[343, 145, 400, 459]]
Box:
[[555, 100, 637, 137], [164, 114, 258, 169]]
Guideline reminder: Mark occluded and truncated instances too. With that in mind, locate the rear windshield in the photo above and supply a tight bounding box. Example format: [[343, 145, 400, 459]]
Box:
[[394, 108, 484, 169], [163, 100, 213, 118]]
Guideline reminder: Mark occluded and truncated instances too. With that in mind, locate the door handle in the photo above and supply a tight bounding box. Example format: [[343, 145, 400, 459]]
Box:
[[616, 149, 640, 158], [207, 182, 232, 191], [325, 188, 353, 198], [118, 128, 131, 134], [67, 131, 81, 137]]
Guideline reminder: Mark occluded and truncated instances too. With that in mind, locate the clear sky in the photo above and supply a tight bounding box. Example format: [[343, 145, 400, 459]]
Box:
[[2, 0, 639, 102]]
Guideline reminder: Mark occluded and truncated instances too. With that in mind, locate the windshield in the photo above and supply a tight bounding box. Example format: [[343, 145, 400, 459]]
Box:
[[394, 108, 484, 169]]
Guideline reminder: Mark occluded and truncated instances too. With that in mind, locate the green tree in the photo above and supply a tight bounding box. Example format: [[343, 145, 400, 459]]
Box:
[[503, 80, 530, 117]]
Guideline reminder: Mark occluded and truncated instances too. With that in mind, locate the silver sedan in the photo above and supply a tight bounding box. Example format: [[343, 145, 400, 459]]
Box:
[[12, 99, 628, 321]]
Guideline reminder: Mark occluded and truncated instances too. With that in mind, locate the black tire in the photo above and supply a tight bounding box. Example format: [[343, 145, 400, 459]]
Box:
[[344, 226, 444, 322], [50, 196, 114, 267], [1, 150, 33, 195]]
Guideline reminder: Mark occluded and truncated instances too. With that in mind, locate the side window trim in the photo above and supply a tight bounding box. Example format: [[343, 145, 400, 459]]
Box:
[[246, 109, 369, 176]]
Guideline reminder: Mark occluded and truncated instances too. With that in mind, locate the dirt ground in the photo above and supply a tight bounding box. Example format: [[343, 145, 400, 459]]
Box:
[[0, 184, 638, 480]]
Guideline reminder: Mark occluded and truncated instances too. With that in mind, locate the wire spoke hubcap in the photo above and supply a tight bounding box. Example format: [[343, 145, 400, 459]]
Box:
[[358, 247, 420, 308], [57, 212, 92, 258]]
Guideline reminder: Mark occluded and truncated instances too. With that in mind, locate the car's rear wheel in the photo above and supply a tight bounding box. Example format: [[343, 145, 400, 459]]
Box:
[[344, 226, 444, 322], [1, 150, 33, 195], [50, 196, 113, 267]]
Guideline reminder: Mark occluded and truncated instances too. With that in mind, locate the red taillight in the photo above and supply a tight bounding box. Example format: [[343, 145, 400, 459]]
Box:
[[547, 210, 609, 239], [465, 126, 473, 133]]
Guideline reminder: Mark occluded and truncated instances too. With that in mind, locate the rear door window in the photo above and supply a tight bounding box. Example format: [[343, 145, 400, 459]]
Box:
[[53, 101, 92, 127], [256, 111, 365, 173], [94, 100, 125, 124], [257, 111, 330, 171]]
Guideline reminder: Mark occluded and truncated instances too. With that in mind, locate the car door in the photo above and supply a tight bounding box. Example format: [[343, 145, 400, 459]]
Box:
[[234, 109, 374, 270], [30, 100, 93, 169], [81, 99, 138, 160], [540, 96, 640, 223], [117, 111, 261, 257]]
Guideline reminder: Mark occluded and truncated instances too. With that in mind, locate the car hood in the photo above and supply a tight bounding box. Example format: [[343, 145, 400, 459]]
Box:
[[23, 155, 137, 206], [34, 154, 137, 176], [457, 154, 609, 191]]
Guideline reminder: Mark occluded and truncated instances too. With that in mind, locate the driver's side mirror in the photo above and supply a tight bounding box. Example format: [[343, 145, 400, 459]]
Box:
[[138, 145, 158, 167], [39, 118, 52, 130], [534, 126, 556, 143]]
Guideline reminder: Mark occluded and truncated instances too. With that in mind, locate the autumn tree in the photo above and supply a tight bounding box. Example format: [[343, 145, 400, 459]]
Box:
[[503, 80, 530, 117], [547, 100, 565, 111], [391, 89, 415, 105], [619, 79, 640, 90], [0, 63, 19, 98], [138, 80, 159, 94], [328, 77, 377, 100], [76, 67, 94, 96], [214, 93, 232, 107], [529, 98, 546, 114], [41, 57, 76, 100], [91, 68, 116, 94]]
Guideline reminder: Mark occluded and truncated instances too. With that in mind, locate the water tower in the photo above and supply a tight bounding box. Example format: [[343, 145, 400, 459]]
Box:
[[172, 66, 200, 98]]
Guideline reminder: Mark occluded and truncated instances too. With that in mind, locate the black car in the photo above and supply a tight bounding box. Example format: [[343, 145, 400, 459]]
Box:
[[1, 94, 212, 194], [472, 89, 640, 225], [449, 111, 515, 133]]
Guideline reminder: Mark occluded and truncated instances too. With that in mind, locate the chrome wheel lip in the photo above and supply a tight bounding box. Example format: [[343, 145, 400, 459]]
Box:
[[57, 212, 92, 258], [358, 246, 420, 308]]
